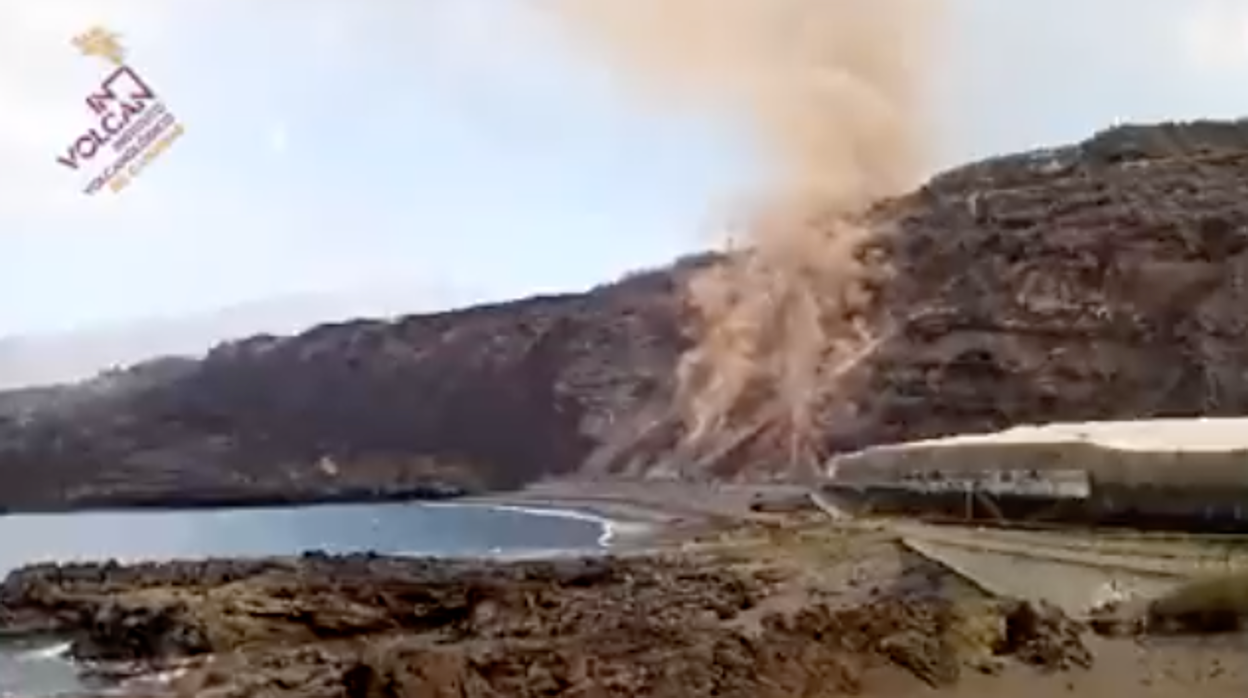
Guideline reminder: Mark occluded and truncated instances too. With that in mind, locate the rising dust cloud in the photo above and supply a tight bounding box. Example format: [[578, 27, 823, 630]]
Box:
[[545, 0, 945, 476]]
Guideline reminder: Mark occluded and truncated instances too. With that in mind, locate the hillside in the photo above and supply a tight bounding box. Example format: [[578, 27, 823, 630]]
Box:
[[851, 119, 1248, 448], [0, 258, 709, 509], [5, 120, 1248, 509]]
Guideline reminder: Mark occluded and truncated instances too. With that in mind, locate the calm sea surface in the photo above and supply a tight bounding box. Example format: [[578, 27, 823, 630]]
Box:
[[0, 501, 608, 697]]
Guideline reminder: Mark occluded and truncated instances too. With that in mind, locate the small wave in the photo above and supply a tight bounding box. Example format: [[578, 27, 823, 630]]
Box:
[[484, 503, 619, 546], [601, 520, 655, 545], [122, 666, 189, 690], [393, 546, 600, 561], [487, 547, 602, 562], [480, 503, 659, 547], [425, 501, 622, 547], [19, 641, 72, 661]]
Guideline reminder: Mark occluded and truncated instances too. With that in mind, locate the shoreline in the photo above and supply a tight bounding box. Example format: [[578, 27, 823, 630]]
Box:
[[0, 484, 735, 586], [432, 501, 662, 549], [466, 479, 814, 521], [459, 479, 816, 552]]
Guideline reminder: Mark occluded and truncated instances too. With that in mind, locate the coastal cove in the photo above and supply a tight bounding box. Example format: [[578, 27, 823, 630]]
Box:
[[0, 500, 622, 578], [0, 499, 632, 697]]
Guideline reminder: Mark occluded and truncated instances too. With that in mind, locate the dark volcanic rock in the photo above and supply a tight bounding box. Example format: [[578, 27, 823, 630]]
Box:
[[7, 119, 1248, 504], [72, 598, 212, 661], [839, 120, 1248, 451], [0, 550, 1091, 697]]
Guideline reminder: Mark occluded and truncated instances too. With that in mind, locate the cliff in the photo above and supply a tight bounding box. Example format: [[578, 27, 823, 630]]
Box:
[[5, 119, 1248, 508], [0, 258, 708, 509], [850, 119, 1248, 449]]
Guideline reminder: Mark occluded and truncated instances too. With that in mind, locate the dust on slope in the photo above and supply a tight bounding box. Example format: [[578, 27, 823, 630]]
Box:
[[545, 0, 947, 476]]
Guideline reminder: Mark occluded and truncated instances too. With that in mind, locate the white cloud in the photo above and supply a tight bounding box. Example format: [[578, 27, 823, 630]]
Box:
[[1177, 0, 1248, 72]]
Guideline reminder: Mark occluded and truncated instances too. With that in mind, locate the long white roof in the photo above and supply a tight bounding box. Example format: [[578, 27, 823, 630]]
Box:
[[852, 417, 1248, 455]]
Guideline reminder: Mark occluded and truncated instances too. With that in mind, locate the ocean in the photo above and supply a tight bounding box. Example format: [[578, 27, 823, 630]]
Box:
[[0, 500, 620, 697]]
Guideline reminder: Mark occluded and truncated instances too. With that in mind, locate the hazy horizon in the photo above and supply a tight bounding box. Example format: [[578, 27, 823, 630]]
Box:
[[0, 283, 475, 389]]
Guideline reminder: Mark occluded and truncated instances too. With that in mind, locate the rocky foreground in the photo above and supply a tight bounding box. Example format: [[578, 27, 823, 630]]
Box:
[[2, 513, 1245, 697], [0, 523, 1080, 697]]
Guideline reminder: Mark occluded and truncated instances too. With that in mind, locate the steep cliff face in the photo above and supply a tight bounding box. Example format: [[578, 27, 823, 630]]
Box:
[[843, 120, 1248, 452], [4, 120, 1248, 507]]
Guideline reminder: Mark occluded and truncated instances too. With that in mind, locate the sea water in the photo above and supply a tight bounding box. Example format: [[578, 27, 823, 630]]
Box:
[[0, 501, 612, 696]]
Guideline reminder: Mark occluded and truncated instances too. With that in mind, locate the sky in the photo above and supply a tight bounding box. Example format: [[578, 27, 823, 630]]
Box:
[[4, 0, 1248, 345]]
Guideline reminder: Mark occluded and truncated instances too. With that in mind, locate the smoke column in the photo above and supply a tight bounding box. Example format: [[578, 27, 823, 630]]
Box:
[[546, 0, 945, 475]]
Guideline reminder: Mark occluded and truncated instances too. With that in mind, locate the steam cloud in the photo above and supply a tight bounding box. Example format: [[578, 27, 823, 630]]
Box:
[[546, 0, 945, 476]]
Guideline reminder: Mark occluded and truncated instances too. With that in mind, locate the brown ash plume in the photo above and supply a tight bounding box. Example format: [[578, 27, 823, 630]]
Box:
[[545, 0, 946, 476]]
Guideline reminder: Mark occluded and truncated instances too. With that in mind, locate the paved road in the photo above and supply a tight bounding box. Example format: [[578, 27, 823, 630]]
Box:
[[808, 489, 1247, 614]]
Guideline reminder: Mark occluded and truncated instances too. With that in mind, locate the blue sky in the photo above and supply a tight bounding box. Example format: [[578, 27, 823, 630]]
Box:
[[5, 0, 1248, 339]]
